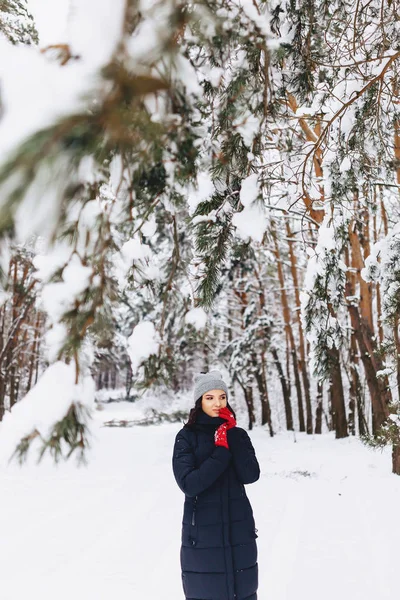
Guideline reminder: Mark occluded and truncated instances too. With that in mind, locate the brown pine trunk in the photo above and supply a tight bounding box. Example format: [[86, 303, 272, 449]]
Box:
[[291, 347, 305, 431], [380, 189, 389, 236], [26, 312, 42, 394], [125, 362, 133, 399], [327, 347, 348, 438], [344, 245, 367, 437], [253, 354, 274, 436], [244, 386, 255, 430], [349, 208, 374, 333], [0, 377, 5, 421], [372, 211, 384, 346], [348, 388, 356, 436], [394, 82, 400, 187], [271, 347, 293, 430], [393, 315, 400, 401], [286, 220, 313, 433], [253, 268, 274, 435], [392, 445, 400, 475], [346, 299, 390, 433], [314, 382, 323, 434], [349, 332, 368, 437], [272, 220, 306, 431], [9, 366, 17, 409], [347, 220, 391, 433]]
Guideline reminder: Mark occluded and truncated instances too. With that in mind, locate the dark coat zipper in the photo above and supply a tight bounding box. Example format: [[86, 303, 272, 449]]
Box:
[[191, 496, 198, 526]]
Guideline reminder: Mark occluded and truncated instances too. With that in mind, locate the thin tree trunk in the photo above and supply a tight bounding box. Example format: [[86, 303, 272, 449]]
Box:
[[314, 382, 323, 434], [125, 362, 133, 399], [392, 445, 400, 475], [346, 300, 390, 433], [291, 347, 305, 432], [26, 312, 41, 394], [394, 315, 400, 402], [347, 220, 391, 434], [349, 332, 368, 437], [244, 386, 255, 430], [271, 220, 306, 431], [253, 353, 273, 436], [349, 210, 374, 333], [286, 220, 313, 433], [271, 347, 293, 430], [327, 346, 348, 438], [372, 210, 384, 345], [0, 375, 5, 421]]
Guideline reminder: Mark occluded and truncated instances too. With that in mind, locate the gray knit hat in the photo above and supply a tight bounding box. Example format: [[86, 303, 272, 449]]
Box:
[[193, 370, 229, 401]]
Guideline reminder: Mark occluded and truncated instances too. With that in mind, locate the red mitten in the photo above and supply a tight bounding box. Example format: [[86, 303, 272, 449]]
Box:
[[219, 407, 236, 430], [215, 422, 229, 449]]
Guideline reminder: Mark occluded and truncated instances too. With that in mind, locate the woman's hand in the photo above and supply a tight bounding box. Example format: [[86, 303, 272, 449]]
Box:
[[218, 407, 236, 430], [214, 408, 236, 449], [214, 422, 229, 448]]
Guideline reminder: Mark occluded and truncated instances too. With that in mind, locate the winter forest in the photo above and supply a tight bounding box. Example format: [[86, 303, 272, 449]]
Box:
[[1, 1, 400, 598]]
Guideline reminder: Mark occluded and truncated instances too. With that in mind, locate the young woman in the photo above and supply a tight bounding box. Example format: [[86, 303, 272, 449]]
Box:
[[172, 370, 260, 600]]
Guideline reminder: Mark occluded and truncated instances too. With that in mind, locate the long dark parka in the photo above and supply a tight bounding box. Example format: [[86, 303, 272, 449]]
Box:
[[172, 408, 260, 600]]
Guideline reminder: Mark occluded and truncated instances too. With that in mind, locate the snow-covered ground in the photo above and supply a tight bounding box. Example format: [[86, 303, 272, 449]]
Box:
[[1, 402, 399, 600]]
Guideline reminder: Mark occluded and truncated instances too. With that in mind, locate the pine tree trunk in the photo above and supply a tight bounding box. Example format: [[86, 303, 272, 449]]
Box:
[[286, 220, 313, 433], [394, 82, 400, 187], [393, 315, 400, 402], [349, 333, 368, 437], [243, 386, 255, 430], [0, 376, 5, 421], [349, 211, 374, 332], [125, 362, 133, 399], [347, 338, 356, 437], [253, 353, 273, 436], [347, 222, 391, 434], [271, 347, 293, 430], [10, 365, 17, 409], [272, 220, 306, 432], [380, 188, 389, 236], [372, 210, 384, 345], [314, 382, 323, 434], [26, 311, 41, 394], [347, 301, 390, 433], [392, 445, 400, 475], [327, 346, 348, 438], [291, 347, 305, 432]]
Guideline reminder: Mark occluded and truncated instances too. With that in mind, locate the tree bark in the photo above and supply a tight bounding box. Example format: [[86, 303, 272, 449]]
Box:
[[392, 445, 400, 476], [314, 382, 323, 434], [243, 386, 255, 430], [253, 353, 274, 436], [349, 332, 368, 437], [346, 300, 390, 433], [271, 220, 306, 431], [271, 347, 293, 430], [327, 346, 348, 438], [286, 220, 313, 433]]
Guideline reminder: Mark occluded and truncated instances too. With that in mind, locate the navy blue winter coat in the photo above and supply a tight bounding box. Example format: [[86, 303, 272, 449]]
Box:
[[172, 409, 260, 600]]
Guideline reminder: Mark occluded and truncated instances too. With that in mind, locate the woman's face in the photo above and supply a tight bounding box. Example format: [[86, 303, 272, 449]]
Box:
[[201, 389, 227, 417]]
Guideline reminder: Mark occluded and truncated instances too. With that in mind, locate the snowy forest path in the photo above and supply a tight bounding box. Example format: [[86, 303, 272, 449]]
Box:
[[249, 429, 400, 600], [1, 413, 400, 600]]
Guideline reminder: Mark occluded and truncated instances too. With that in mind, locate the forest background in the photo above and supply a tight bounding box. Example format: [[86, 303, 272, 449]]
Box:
[[1, 0, 400, 472]]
